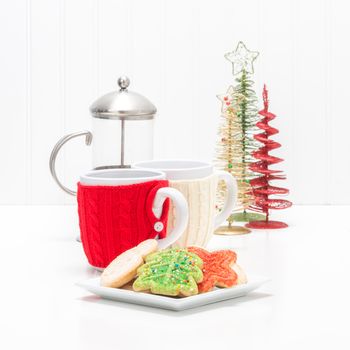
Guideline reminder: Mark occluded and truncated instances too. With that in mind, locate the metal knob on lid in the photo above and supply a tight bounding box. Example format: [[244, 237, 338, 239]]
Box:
[[90, 76, 157, 120], [118, 76, 130, 90]]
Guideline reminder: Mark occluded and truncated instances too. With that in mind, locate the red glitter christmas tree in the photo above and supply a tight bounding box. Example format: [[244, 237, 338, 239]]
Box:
[[246, 85, 292, 229]]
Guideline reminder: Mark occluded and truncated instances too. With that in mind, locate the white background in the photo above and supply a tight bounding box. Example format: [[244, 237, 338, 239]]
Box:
[[1, 0, 349, 205]]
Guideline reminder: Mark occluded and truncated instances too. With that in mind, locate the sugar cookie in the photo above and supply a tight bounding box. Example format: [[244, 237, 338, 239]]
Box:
[[187, 246, 247, 293], [134, 239, 158, 259], [231, 263, 248, 285], [133, 248, 203, 297], [100, 239, 158, 288]]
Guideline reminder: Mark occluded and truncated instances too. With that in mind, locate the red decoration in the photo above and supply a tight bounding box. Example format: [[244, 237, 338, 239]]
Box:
[[246, 85, 292, 229], [187, 246, 238, 292]]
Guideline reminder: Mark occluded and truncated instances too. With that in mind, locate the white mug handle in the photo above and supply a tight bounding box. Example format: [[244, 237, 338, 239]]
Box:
[[214, 170, 238, 229], [152, 187, 189, 249]]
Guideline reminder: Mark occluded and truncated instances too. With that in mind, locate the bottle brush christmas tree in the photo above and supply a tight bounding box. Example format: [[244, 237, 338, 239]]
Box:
[[246, 85, 292, 229], [215, 87, 252, 234], [215, 42, 265, 234]]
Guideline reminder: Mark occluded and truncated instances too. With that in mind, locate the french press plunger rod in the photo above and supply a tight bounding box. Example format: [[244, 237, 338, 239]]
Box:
[[93, 76, 131, 169]]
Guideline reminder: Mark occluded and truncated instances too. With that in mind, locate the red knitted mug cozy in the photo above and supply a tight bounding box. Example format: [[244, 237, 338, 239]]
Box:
[[77, 180, 170, 268]]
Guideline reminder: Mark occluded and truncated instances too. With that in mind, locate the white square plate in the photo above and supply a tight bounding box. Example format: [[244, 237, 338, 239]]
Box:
[[77, 276, 269, 311]]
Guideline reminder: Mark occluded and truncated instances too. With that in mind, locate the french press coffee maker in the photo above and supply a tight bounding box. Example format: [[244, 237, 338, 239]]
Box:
[[49, 76, 156, 195]]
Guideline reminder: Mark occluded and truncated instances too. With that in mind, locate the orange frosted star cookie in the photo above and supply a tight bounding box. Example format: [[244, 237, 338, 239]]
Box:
[[187, 246, 247, 293]]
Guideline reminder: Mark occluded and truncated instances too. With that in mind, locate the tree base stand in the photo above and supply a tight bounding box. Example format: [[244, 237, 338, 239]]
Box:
[[246, 220, 288, 229], [215, 225, 251, 235], [230, 212, 266, 223]]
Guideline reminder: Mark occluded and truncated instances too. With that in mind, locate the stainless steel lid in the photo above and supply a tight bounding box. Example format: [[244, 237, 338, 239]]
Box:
[[90, 76, 157, 120]]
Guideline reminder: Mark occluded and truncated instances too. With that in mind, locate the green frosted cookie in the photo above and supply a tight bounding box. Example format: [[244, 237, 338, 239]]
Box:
[[133, 248, 203, 297]]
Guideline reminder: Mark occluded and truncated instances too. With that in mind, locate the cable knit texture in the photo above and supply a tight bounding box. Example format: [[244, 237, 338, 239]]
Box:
[[168, 174, 218, 248], [77, 180, 170, 268]]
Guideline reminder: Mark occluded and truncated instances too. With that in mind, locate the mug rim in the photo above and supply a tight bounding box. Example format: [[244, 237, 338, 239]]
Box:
[[80, 168, 166, 184], [133, 159, 213, 180], [133, 159, 212, 171]]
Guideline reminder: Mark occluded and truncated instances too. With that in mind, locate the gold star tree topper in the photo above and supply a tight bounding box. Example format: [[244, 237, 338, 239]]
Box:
[[224, 41, 259, 76]]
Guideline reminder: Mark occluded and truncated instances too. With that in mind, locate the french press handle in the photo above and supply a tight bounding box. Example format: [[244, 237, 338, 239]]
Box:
[[49, 131, 93, 196]]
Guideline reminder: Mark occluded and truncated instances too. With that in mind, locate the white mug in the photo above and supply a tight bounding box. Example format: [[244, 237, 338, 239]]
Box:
[[78, 169, 189, 268], [133, 160, 237, 247]]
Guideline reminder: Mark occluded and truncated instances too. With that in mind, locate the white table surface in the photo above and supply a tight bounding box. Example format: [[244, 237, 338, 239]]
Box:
[[0, 205, 349, 350]]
